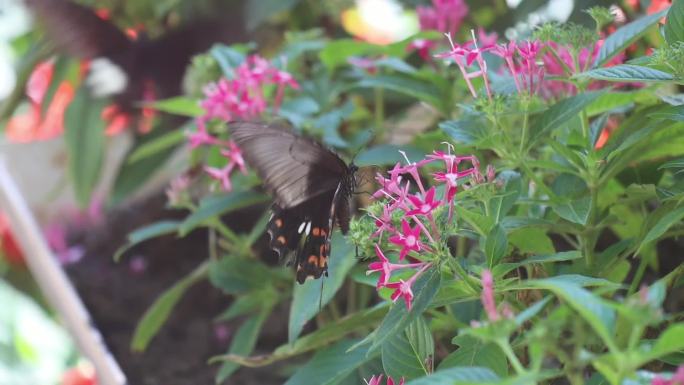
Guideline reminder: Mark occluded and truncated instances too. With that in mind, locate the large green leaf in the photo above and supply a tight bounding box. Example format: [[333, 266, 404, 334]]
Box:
[[529, 92, 603, 144], [127, 129, 186, 164], [131, 262, 208, 351], [289, 233, 355, 342], [209, 256, 279, 295], [178, 191, 269, 235], [284, 339, 378, 385], [593, 10, 669, 68], [526, 278, 616, 349], [646, 324, 684, 362], [641, 205, 684, 245], [382, 316, 434, 380], [405, 367, 499, 385], [552, 197, 592, 225], [113, 220, 180, 261], [64, 87, 106, 207], [148, 96, 203, 117], [484, 224, 507, 267], [576, 65, 675, 83], [354, 74, 447, 113], [439, 335, 507, 377], [665, 1, 684, 45]]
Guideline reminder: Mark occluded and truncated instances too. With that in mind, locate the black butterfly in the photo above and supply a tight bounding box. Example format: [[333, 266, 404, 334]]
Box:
[[231, 122, 357, 284], [25, 0, 246, 113]]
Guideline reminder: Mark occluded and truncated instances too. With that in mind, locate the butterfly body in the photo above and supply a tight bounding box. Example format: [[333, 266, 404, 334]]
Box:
[[231, 123, 356, 283]]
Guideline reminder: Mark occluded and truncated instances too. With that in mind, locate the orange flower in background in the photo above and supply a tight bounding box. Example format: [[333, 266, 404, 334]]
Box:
[[647, 0, 671, 14], [595, 117, 619, 149], [6, 61, 75, 143]]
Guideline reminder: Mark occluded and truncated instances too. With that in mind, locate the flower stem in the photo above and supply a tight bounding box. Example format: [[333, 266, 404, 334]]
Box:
[[375, 86, 385, 140], [497, 339, 526, 375]]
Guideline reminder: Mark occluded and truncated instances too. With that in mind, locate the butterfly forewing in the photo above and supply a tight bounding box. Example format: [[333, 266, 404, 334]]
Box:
[[231, 122, 354, 283]]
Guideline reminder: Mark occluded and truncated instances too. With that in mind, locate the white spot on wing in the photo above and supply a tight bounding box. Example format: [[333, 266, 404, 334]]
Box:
[[305, 221, 311, 236], [86, 57, 128, 97], [298, 222, 306, 234]]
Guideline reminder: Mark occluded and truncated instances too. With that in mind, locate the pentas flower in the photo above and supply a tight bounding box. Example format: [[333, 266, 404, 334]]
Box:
[[491, 40, 545, 96], [389, 219, 424, 260], [652, 365, 684, 385], [436, 32, 493, 100], [367, 244, 425, 288], [407, 39, 437, 62], [385, 263, 431, 310], [417, 0, 468, 37], [188, 121, 221, 148], [481, 270, 499, 321], [366, 148, 486, 310], [365, 374, 405, 385], [204, 141, 248, 192]]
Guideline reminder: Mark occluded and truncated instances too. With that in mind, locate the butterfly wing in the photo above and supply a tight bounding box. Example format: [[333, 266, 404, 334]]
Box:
[[26, 0, 132, 59], [231, 122, 349, 208], [232, 122, 353, 283]]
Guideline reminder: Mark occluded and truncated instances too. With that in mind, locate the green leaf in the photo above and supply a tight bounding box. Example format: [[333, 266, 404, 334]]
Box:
[[179, 191, 269, 235], [488, 171, 522, 223], [355, 74, 447, 113], [355, 144, 425, 167], [216, 307, 271, 383], [382, 316, 434, 380], [289, 233, 355, 342], [493, 251, 581, 277], [369, 268, 441, 352], [284, 339, 378, 385], [553, 197, 592, 225], [484, 224, 507, 267], [245, 0, 302, 30], [647, 324, 684, 361], [127, 128, 186, 164], [586, 90, 655, 117], [210, 44, 247, 76], [64, 88, 106, 207], [131, 262, 208, 351], [440, 119, 488, 145], [650, 105, 684, 122], [209, 256, 278, 295], [594, 10, 669, 68], [665, 2, 684, 45], [576, 65, 675, 83], [526, 279, 616, 349], [439, 335, 507, 377], [659, 157, 684, 172], [319, 39, 385, 70], [405, 367, 499, 385], [147, 96, 202, 117], [641, 205, 684, 245], [113, 220, 180, 261], [508, 228, 555, 255], [530, 91, 604, 142]]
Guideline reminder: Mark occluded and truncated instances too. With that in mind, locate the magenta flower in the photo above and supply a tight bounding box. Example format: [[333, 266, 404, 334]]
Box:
[[372, 163, 405, 200], [417, 0, 468, 37], [370, 205, 395, 239], [365, 375, 405, 385], [652, 365, 684, 385], [389, 219, 424, 260], [367, 244, 425, 288], [222, 140, 247, 175], [407, 39, 437, 62], [406, 187, 440, 217], [348, 57, 378, 75], [436, 33, 492, 99], [477, 28, 498, 47], [384, 263, 431, 310], [204, 165, 233, 192], [187, 121, 220, 148], [481, 270, 499, 322]]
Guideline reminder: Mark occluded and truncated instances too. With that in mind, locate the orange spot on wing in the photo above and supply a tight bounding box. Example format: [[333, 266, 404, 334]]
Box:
[[308, 255, 318, 264], [276, 236, 286, 244], [275, 219, 283, 227], [318, 256, 327, 268], [312, 227, 320, 236]]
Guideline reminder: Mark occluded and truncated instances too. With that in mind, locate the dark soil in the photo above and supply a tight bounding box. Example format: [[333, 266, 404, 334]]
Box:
[[66, 194, 288, 385]]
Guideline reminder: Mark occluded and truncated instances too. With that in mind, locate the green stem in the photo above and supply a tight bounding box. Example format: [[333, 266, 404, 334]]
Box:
[[520, 162, 557, 202], [519, 98, 530, 154], [496, 339, 526, 375], [374, 86, 385, 140]]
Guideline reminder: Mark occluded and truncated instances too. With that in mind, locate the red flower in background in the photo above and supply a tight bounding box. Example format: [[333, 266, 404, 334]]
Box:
[[0, 214, 24, 266]]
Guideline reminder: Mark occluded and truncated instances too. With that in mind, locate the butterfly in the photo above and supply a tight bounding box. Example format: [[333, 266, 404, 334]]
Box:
[[25, 0, 246, 113], [230, 122, 357, 284]]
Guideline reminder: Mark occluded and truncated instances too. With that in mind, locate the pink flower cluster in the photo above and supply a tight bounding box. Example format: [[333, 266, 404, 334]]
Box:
[[653, 366, 684, 385], [540, 40, 628, 98], [436, 32, 495, 99], [367, 148, 485, 310], [365, 374, 404, 385], [417, 0, 468, 37], [188, 54, 298, 192], [492, 40, 545, 96]]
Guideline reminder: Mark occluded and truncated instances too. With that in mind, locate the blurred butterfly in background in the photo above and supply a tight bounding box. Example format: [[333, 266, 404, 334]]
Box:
[[231, 122, 357, 284], [25, 0, 246, 114]]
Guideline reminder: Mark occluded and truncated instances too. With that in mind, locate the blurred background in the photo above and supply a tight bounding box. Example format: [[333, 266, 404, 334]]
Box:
[[0, 0, 667, 384]]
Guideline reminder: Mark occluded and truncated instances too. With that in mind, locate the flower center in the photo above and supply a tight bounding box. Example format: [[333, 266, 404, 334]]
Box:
[[406, 235, 417, 246], [421, 204, 431, 213], [446, 173, 458, 186]]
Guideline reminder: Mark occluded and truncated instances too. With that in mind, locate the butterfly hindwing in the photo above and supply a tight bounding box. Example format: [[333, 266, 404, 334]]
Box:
[[232, 122, 356, 283]]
